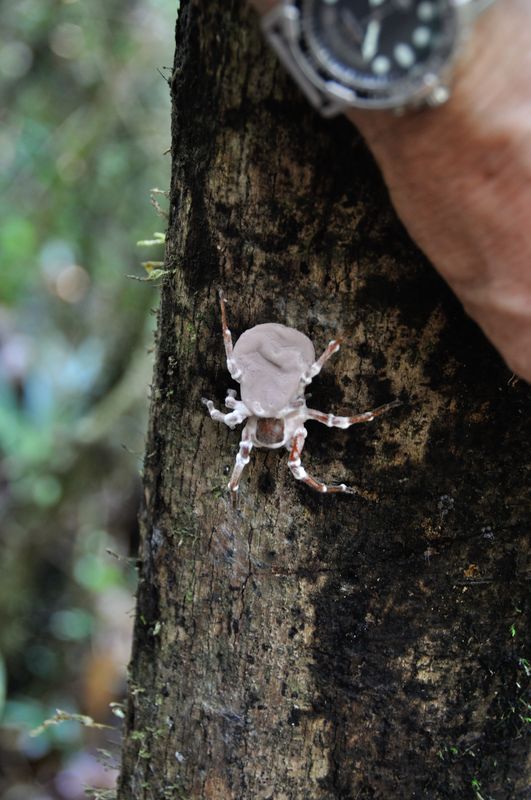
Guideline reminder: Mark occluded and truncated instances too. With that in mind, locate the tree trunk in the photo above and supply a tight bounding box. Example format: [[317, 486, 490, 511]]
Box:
[[118, 1, 530, 798]]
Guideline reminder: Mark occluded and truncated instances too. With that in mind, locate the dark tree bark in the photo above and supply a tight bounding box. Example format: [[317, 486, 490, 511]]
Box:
[[118, 1, 530, 798]]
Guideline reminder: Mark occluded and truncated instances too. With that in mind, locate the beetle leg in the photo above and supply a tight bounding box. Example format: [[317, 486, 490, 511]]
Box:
[[300, 338, 342, 386], [306, 399, 401, 428], [225, 389, 238, 409], [228, 425, 253, 493], [218, 289, 242, 381], [202, 398, 249, 429], [287, 430, 355, 495]]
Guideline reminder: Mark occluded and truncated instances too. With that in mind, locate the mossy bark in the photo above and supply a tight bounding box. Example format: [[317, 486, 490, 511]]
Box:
[[118, 1, 530, 798]]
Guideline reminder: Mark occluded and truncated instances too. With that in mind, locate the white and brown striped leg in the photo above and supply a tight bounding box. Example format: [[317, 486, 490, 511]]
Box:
[[228, 425, 253, 493], [306, 399, 401, 429], [300, 337, 342, 387], [287, 431, 352, 495], [218, 289, 242, 381]]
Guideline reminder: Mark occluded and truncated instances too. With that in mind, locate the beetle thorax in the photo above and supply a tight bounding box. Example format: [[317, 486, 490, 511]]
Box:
[[232, 323, 315, 417], [255, 417, 285, 446]]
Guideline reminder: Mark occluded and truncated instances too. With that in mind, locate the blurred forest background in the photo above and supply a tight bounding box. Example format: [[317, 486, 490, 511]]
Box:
[[0, 0, 176, 797]]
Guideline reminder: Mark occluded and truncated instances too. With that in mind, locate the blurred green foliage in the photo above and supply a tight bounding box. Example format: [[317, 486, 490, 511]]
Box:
[[0, 0, 177, 796]]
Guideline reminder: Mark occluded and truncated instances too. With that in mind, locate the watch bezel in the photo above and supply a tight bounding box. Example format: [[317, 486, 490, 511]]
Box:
[[302, 0, 458, 97]]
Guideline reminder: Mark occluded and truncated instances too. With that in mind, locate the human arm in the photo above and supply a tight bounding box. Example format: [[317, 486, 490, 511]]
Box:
[[348, 0, 531, 380], [250, 0, 531, 380]]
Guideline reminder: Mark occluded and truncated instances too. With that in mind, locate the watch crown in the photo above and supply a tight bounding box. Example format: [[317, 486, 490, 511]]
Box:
[[427, 85, 451, 107]]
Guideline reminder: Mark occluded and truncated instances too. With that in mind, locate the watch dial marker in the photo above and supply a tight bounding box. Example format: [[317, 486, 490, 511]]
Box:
[[372, 55, 391, 75], [417, 2, 436, 22], [394, 43, 415, 68], [412, 25, 431, 48]]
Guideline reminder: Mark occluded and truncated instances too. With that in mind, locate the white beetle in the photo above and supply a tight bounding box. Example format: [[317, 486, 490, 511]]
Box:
[[202, 290, 400, 495]]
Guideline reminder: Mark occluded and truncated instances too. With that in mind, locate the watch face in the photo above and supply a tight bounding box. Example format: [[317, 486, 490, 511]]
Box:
[[302, 0, 457, 97]]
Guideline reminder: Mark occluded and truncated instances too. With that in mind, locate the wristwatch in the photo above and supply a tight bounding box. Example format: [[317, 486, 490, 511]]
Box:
[[259, 0, 497, 115]]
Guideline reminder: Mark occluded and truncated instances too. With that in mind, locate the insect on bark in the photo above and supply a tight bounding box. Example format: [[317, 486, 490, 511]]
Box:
[[202, 290, 401, 496]]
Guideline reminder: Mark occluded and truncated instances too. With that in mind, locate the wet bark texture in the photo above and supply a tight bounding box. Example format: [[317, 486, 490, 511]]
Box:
[[118, 1, 530, 798]]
